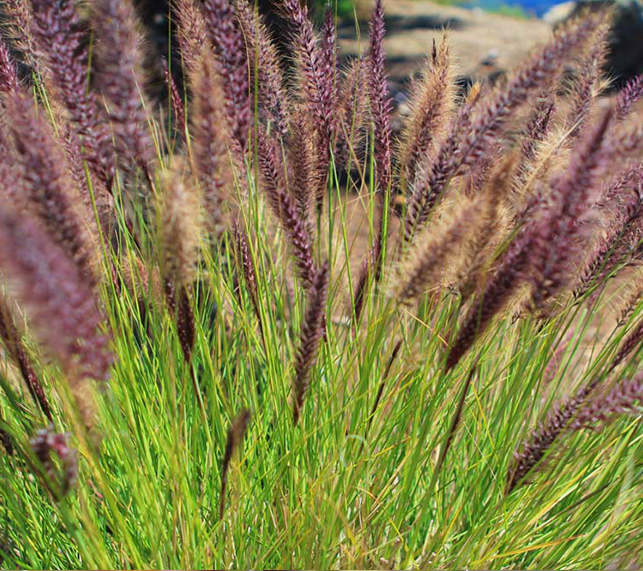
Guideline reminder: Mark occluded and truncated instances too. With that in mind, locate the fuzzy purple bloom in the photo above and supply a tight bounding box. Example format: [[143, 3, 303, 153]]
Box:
[[528, 110, 613, 310], [368, 0, 393, 196], [405, 13, 602, 245], [257, 129, 317, 287], [281, 0, 335, 207], [162, 58, 186, 137], [6, 91, 96, 282], [202, 0, 252, 151], [0, 298, 52, 420], [31, 426, 77, 498], [234, 0, 289, 136], [0, 38, 19, 93], [615, 74, 643, 122], [29, 0, 115, 188], [0, 207, 112, 385], [573, 373, 643, 429], [446, 228, 532, 371], [91, 0, 154, 174], [220, 409, 251, 519], [578, 164, 643, 294], [293, 261, 329, 425], [507, 381, 596, 493], [233, 220, 262, 330]]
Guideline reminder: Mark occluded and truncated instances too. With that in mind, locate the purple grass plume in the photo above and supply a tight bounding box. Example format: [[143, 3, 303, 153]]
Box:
[[404, 12, 603, 245], [334, 56, 369, 170], [190, 49, 235, 234], [578, 164, 643, 294], [29, 0, 115, 189], [257, 128, 317, 288], [446, 229, 532, 371], [572, 373, 643, 429], [233, 220, 262, 329], [0, 298, 52, 420], [157, 163, 202, 366], [0, 38, 19, 93], [161, 58, 186, 137], [615, 74, 643, 122], [0, 207, 112, 426], [293, 261, 329, 426], [91, 0, 154, 175], [31, 426, 77, 499], [527, 109, 613, 311], [399, 36, 454, 189], [172, 0, 209, 76], [219, 408, 251, 519], [5, 90, 98, 283], [281, 0, 335, 209], [506, 381, 596, 493], [202, 0, 252, 151], [234, 0, 289, 137]]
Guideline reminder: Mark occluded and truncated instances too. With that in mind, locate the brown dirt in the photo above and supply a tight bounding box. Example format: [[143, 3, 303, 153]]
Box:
[[338, 0, 552, 90]]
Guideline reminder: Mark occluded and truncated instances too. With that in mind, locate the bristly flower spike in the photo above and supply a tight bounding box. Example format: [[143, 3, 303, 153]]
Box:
[[5, 90, 98, 283], [234, 0, 289, 137], [281, 0, 335, 209], [293, 261, 329, 425], [615, 73, 643, 122], [91, 0, 154, 175], [0, 38, 19, 93], [506, 381, 596, 493], [0, 207, 112, 427], [0, 298, 52, 420], [351, 0, 394, 322], [405, 12, 604, 245], [257, 128, 317, 288], [202, 0, 252, 151], [31, 426, 78, 499], [29, 0, 115, 189], [219, 409, 251, 519]]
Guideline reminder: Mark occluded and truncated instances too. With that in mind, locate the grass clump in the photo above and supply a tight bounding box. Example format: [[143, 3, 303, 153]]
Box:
[[1, 0, 643, 568]]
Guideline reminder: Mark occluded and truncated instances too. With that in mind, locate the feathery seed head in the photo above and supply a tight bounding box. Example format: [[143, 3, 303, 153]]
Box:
[[157, 160, 203, 288], [0, 207, 112, 425], [293, 261, 329, 425], [202, 0, 252, 150]]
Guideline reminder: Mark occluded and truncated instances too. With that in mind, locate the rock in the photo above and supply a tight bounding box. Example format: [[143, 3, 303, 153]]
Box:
[[568, 0, 643, 87]]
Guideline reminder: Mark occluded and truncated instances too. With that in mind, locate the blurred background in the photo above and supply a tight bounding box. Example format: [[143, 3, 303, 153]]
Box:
[[135, 0, 643, 107]]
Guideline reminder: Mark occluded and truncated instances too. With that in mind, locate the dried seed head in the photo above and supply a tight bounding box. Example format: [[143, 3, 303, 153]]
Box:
[[235, 0, 289, 136], [392, 196, 483, 302], [335, 57, 370, 170], [91, 0, 154, 172], [399, 35, 456, 188], [157, 160, 203, 288], [190, 47, 236, 235], [173, 0, 209, 77]]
